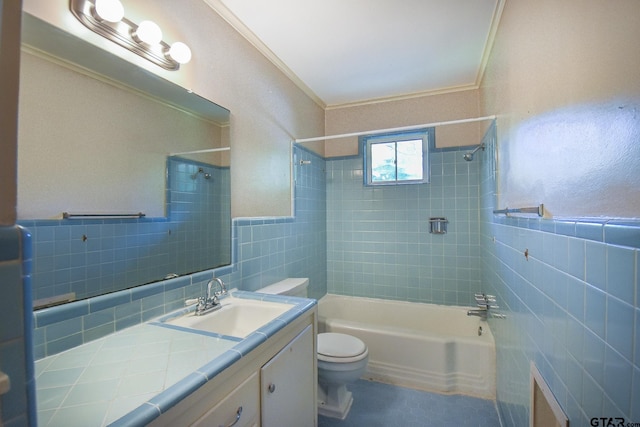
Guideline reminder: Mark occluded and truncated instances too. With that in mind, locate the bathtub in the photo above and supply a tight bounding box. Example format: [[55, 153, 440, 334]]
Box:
[[318, 294, 496, 399]]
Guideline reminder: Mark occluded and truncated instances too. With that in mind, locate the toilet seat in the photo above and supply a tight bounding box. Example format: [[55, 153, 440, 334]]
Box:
[[317, 333, 368, 363]]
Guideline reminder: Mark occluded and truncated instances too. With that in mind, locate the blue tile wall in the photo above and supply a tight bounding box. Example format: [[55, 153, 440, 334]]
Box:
[[166, 157, 231, 275], [233, 146, 327, 299], [20, 158, 230, 303], [479, 123, 640, 425], [326, 143, 481, 306], [0, 226, 36, 426], [31, 145, 327, 358]]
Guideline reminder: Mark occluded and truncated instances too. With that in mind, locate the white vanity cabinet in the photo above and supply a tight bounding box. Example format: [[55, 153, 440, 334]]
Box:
[[192, 372, 259, 427], [261, 325, 314, 427], [151, 306, 317, 427]]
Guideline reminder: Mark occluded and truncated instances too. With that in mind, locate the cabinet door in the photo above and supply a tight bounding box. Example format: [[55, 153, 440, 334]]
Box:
[[192, 371, 259, 427], [261, 325, 315, 427]]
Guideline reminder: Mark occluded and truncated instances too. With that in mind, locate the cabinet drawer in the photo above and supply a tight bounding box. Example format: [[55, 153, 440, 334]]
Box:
[[192, 371, 259, 427]]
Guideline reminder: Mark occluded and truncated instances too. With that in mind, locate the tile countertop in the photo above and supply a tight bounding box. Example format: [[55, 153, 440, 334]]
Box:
[[35, 291, 316, 427]]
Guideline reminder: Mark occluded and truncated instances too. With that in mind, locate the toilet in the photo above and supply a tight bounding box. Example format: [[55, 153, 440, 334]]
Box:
[[257, 278, 368, 420]]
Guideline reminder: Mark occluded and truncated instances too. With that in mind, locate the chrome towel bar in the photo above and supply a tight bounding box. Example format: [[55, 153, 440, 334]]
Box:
[[62, 212, 145, 219], [493, 204, 544, 217]]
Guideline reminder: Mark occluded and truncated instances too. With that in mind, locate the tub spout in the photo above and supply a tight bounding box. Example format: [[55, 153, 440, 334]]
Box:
[[467, 309, 487, 319]]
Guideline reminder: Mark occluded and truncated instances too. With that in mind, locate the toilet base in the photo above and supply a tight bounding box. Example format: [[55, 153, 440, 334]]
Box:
[[317, 383, 354, 420]]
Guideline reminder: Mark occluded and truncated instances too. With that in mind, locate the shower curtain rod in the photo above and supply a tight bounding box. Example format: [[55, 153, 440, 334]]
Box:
[[293, 115, 496, 144], [170, 147, 231, 156]]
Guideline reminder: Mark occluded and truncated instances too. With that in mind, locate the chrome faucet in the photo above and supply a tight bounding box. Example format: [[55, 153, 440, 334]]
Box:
[[184, 278, 228, 316], [467, 293, 499, 320], [467, 308, 488, 319], [209, 277, 228, 298]]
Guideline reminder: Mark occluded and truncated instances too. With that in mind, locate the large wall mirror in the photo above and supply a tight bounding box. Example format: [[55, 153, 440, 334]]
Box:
[[19, 14, 232, 309]]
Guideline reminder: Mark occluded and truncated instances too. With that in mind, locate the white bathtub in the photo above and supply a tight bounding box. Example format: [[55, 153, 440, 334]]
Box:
[[318, 294, 496, 399]]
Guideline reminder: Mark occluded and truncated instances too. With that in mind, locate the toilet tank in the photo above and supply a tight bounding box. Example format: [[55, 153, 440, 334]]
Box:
[[257, 278, 309, 298]]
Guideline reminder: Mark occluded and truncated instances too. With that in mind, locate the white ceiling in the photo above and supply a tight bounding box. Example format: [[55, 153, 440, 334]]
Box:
[[205, 0, 503, 108]]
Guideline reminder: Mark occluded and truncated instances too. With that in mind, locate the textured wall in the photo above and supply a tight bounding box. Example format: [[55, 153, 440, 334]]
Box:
[[23, 0, 325, 218], [18, 52, 223, 219], [324, 89, 484, 157], [480, 0, 640, 218], [478, 2, 640, 423], [0, 0, 21, 226]]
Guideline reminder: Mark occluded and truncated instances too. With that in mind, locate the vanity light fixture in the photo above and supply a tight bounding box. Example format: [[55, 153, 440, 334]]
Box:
[[92, 0, 124, 23], [133, 20, 163, 45], [70, 0, 192, 70]]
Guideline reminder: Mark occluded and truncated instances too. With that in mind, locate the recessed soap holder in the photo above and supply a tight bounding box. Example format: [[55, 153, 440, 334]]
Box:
[[429, 217, 448, 234]]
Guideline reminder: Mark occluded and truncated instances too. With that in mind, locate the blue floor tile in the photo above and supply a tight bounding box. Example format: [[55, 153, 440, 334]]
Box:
[[318, 380, 501, 427]]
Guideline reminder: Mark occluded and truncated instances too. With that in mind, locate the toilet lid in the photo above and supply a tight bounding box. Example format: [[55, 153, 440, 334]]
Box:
[[317, 333, 367, 358]]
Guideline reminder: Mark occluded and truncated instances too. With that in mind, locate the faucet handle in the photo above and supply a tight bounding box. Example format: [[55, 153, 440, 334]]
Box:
[[186, 297, 207, 308], [476, 301, 499, 309], [185, 298, 200, 306], [474, 293, 497, 304]]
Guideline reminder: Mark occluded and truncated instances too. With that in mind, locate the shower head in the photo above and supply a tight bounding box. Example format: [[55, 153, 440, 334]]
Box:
[[463, 143, 485, 162], [191, 167, 211, 180]]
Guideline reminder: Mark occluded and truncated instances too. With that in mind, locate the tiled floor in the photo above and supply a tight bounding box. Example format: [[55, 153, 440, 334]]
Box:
[[318, 380, 501, 427]]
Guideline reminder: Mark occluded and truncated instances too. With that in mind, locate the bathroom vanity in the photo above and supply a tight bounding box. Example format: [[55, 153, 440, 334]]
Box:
[[152, 313, 316, 426], [35, 292, 317, 427]]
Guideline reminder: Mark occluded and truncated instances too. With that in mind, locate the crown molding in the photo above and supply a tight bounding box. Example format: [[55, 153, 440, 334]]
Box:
[[203, 0, 504, 112], [324, 83, 481, 110], [202, 0, 326, 109], [475, 0, 506, 87]]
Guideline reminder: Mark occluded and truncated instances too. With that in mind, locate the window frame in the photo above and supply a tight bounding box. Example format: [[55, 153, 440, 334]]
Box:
[[363, 129, 431, 186]]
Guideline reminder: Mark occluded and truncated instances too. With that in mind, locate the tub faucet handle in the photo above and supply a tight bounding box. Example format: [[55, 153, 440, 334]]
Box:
[[474, 293, 496, 304], [476, 300, 499, 309]]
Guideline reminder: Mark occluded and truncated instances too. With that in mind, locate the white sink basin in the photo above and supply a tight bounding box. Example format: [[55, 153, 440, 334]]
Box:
[[165, 296, 294, 338]]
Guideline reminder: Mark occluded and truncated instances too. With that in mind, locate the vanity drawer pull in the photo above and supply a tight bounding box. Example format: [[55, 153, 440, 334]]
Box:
[[219, 406, 242, 427], [268, 383, 276, 393]]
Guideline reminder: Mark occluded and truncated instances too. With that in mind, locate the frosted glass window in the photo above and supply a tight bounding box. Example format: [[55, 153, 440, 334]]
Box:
[[364, 130, 430, 185]]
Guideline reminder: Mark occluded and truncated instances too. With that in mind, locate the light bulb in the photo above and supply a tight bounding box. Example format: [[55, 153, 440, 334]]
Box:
[[135, 20, 163, 45], [168, 42, 192, 64], [93, 0, 124, 23]]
